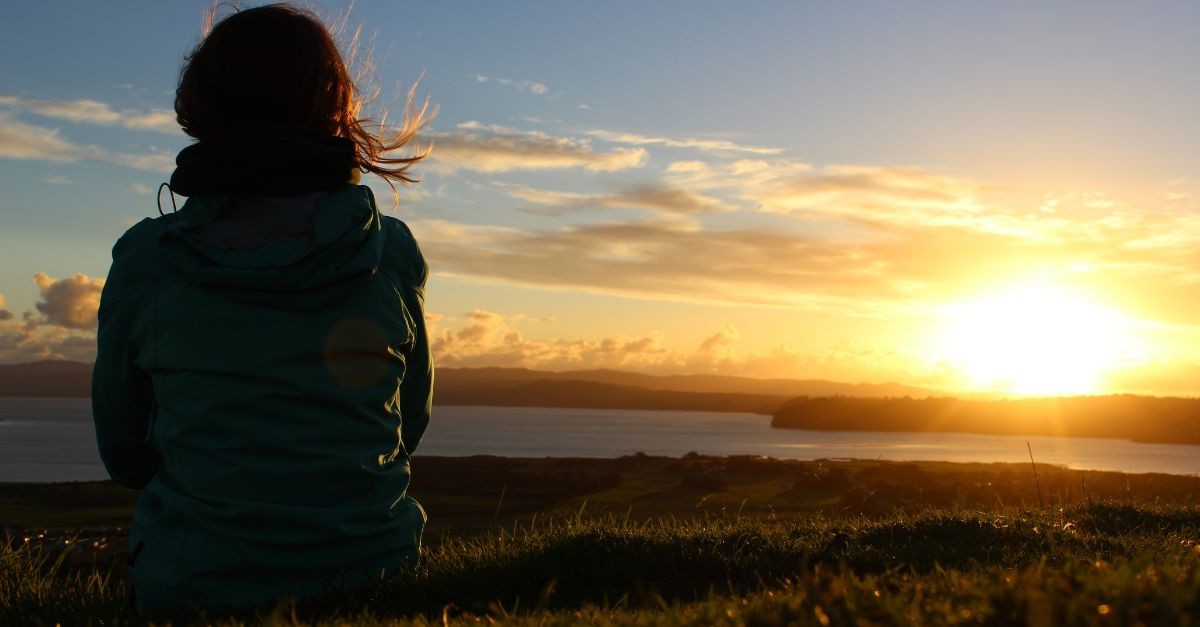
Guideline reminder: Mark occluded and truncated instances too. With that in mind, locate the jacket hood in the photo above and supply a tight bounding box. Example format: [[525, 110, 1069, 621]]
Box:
[[160, 185, 385, 311]]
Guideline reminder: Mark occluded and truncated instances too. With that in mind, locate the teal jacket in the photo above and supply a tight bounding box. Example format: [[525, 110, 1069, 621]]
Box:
[[91, 185, 432, 617]]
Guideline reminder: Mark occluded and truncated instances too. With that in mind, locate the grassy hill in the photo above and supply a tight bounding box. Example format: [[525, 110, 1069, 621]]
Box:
[[3, 454, 1200, 625], [5, 503, 1198, 625]]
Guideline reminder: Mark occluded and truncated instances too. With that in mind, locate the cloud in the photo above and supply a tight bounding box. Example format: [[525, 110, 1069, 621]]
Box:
[[0, 114, 174, 172], [415, 206, 1200, 321], [99, 148, 175, 172], [697, 324, 740, 358], [415, 217, 928, 313], [758, 165, 985, 226], [0, 113, 80, 161], [42, 174, 73, 185], [1, 94, 180, 134], [0, 324, 96, 363], [432, 309, 1200, 393], [495, 182, 735, 215], [32, 272, 105, 330], [425, 123, 646, 173], [470, 74, 553, 96], [0, 277, 104, 364], [428, 310, 959, 386], [430, 309, 676, 372], [662, 158, 987, 228], [587, 129, 784, 155]]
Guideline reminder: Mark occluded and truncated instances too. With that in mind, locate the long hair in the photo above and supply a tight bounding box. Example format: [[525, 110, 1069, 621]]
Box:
[[175, 3, 432, 199]]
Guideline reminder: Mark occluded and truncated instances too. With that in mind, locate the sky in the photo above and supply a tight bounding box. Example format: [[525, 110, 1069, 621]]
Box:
[[3, 1, 1200, 396]]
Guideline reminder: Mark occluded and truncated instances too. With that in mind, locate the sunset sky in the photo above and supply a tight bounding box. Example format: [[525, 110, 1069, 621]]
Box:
[[3, 1, 1200, 396]]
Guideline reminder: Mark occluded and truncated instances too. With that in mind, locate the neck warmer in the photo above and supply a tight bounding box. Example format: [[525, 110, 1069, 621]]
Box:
[[170, 130, 357, 197]]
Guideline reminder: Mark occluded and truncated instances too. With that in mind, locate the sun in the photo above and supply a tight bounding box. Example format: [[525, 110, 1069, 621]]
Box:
[[935, 284, 1134, 396]]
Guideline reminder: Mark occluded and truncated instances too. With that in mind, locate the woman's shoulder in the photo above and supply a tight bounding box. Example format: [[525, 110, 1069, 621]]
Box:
[[109, 216, 177, 281], [379, 214, 429, 290]]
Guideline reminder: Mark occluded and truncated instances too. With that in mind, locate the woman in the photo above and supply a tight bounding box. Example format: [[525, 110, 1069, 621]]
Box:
[[91, 4, 434, 617]]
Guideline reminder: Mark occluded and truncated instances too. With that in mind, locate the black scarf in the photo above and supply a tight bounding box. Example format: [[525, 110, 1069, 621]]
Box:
[[170, 129, 357, 197]]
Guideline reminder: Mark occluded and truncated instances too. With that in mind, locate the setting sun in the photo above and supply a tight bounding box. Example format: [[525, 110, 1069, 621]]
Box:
[[936, 285, 1137, 396]]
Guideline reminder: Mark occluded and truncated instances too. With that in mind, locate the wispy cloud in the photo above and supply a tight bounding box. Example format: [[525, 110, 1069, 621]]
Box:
[[0, 114, 174, 172], [0, 94, 179, 134], [0, 113, 80, 161], [413, 197, 1200, 333], [495, 182, 735, 216], [587, 129, 784, 155], [415, 217, 921, 313], [425, 122, 646, 173], [101, 149, 175, 172], [663, 158, 987, 229], [470, 74, 553, 96], [758, 165, 985, 226], [42, 174, 73, 185]]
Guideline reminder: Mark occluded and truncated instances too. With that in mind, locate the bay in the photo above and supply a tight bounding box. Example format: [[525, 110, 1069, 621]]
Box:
[[2, 397, 1198, 482]]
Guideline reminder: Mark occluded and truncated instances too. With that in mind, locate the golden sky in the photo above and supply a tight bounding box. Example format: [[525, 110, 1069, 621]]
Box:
[[3, 2, 1200, 396]]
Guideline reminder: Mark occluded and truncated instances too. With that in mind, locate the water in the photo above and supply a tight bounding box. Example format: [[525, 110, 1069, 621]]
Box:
[[3, 398, 1199, 482]]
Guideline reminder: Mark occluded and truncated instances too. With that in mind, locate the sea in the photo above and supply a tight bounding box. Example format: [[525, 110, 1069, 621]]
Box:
[[2, 397, 1199, 482]]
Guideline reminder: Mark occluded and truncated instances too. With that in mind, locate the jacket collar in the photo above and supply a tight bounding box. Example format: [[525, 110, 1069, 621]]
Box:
[[170, 128, 358, 197]]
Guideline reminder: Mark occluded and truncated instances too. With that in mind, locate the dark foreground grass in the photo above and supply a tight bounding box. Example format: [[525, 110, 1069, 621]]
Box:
[[4, 502, 1200, 625]]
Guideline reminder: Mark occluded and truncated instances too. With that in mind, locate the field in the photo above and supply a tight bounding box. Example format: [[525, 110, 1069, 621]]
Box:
[[4, 454, 1200, 625]]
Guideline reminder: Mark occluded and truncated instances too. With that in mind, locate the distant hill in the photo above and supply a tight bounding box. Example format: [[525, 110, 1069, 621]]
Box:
[[437, 367, 936, 398], [772, 395, 1200, 444], [435, 378, 788, 414], [0, 361, 92, 398], [0, 361, 937, 415]]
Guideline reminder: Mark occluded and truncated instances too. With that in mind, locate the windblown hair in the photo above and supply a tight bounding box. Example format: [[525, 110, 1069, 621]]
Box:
[[175, 3, 432, 195]]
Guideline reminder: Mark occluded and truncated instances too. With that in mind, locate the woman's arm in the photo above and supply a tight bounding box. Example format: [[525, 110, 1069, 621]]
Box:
[[92, 230, 162, 489], [398, 252, 433, 456]]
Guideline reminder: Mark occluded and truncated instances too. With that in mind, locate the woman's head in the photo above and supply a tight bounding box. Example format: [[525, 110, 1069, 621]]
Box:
[[176, 3, 430, 189]]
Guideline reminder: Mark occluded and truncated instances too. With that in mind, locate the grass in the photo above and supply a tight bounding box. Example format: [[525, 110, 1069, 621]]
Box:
[[4, 502, 1200, 625]]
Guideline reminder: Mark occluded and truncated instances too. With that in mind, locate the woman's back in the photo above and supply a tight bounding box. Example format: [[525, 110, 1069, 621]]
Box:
[[94, 183, 431, 615]]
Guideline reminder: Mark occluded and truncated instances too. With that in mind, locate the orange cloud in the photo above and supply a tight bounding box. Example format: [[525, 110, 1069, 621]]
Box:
[[33, 272, 104, 330], [495, 182, 735, 216], [427, 310, 959, 387], [663, 158, 986, 228]]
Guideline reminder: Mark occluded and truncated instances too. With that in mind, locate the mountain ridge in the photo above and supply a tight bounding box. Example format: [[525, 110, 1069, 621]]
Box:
[[0, 361, 939, 406]]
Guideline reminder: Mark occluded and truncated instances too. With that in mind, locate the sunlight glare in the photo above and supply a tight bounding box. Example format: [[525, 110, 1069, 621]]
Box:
[[937, 285, 1133, 395]]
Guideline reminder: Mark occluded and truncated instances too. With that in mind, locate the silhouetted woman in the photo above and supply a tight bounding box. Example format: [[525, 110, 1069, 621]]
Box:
[[91, 4, 433, 617]]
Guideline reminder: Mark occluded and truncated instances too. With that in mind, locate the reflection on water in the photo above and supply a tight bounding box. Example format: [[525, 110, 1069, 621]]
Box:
[[3, 398, 1198, 482]]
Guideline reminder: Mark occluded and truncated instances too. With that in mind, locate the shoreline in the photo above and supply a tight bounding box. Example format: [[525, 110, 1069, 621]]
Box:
[[8, 395, 1200, 446]]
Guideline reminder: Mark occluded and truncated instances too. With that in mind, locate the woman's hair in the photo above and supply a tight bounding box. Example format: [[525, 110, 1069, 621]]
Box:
[[175, 3, 431, 192]]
